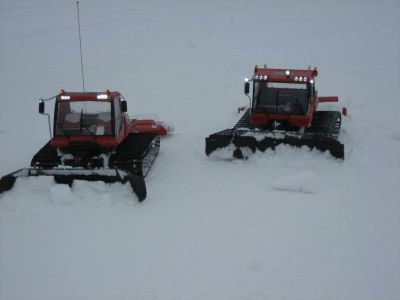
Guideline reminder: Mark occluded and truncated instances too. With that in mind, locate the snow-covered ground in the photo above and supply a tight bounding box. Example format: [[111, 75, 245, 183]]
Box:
[[1, 0, 399, 299]]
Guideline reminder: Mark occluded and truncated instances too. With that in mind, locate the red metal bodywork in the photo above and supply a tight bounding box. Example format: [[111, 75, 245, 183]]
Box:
[[130, 120, 169, 136], [318, 96, 338, 103], [249, 67, 337, 128], [50, 90, 169, 149], [254, 68, 318, 83]]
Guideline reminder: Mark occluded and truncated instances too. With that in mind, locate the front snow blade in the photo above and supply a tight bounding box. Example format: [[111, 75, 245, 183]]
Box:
[[206, 129, 344, 159], [0, 168, 146, 201]]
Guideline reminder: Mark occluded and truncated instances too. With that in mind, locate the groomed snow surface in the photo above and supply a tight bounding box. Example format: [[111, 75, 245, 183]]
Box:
[[1, 1, 400, 299]]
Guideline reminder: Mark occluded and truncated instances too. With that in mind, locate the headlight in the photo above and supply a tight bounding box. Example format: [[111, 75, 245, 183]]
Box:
[[97, 94, 108, 100]]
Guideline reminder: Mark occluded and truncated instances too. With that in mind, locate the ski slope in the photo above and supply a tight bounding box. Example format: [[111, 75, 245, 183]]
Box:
[[1, 0, 399, 299]]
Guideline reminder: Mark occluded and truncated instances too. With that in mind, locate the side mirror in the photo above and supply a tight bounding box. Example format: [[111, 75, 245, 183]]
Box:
[[244, 81, 250, 95], [39, 101, 45, 114], [121, 100, 127, 113]]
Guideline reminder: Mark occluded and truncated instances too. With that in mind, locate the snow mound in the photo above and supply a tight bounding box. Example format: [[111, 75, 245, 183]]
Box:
[[0, 177, 138, 211], [208, 144, 236, 160], [391, 132, 400, 142], [271, 170, 317, 193], [49, 184, 75, 205]]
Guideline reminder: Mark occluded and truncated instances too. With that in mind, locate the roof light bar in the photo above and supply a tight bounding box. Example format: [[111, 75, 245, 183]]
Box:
[[254, 72, 311, 82]]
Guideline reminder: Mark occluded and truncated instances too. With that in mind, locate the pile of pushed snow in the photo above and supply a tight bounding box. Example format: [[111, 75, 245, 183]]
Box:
[[208, 144, 337, 195], [271, 169, 317, 193], [1, 176, 138, 210], [209, 143, 337, 162], [208, 144, 237, 160]]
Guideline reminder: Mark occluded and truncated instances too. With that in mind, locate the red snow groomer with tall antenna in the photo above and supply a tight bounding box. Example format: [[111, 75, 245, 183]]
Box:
[[0, 90, 172, 201], [206, 66, 345, 159]]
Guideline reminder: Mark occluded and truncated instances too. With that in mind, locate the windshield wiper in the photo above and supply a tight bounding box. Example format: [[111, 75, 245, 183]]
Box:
[[79, 109, 96, 136], [81, 123, 96, 136], [294, 98, 305, 115]]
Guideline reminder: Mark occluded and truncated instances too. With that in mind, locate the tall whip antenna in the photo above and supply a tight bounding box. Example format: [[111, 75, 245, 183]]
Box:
[[76, 1, 85, 92]]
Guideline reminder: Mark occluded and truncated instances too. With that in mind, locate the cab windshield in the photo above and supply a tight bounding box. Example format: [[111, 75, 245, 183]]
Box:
[[55, 101, 112, 136], [253, 82, 309, 115]]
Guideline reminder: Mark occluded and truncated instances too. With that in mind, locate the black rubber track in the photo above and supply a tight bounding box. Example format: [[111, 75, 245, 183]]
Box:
[[4, 132, 161, 201], [205, 109, 344, 159]]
